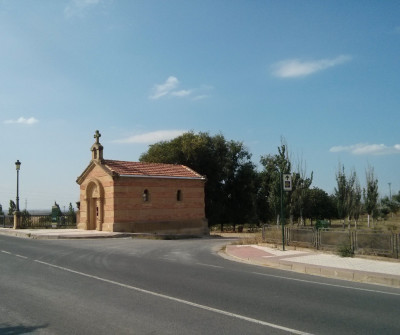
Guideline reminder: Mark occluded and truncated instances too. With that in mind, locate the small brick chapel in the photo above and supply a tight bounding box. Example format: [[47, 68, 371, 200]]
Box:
[[76, 131, 208, 235]]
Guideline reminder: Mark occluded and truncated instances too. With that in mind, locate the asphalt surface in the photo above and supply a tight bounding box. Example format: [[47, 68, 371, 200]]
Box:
[[1, 228, 399, 288], [1, 230, 400, 334]]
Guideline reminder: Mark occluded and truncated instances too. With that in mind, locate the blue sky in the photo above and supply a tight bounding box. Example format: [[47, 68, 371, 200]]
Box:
[[1, 0, 399, 211]]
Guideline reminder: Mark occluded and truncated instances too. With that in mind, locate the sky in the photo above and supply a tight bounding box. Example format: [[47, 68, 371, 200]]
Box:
[[1, 0, 399, 211]]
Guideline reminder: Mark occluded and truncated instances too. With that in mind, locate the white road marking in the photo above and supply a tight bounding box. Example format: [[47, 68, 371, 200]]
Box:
[[196, 263, 223, 269], [34, 259, 313, 335], [252, 272, 400, 296], [1, 250, 27, 259]]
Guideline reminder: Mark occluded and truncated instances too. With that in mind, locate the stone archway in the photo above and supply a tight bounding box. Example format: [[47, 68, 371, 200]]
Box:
[[85, 179, 104, 231]]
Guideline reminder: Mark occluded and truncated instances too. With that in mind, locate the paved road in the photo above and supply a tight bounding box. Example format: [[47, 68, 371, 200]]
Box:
[[1, 235, 399, 334]]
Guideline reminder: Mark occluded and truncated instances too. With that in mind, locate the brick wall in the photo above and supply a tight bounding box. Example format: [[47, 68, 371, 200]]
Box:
[[78, 164, 207, 234]]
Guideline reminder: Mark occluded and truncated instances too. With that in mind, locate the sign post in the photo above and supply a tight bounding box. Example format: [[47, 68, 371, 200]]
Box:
[[283, 174, 292, 191], [281, 173, 292, 250]]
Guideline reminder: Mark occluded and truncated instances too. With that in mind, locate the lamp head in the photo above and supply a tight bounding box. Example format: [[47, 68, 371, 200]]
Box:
[[15, 160, 21, 171]]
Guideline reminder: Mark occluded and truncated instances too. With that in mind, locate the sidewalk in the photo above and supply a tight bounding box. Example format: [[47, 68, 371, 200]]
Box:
[[225, 244, 400, 288], [0, 228, 131, 239]]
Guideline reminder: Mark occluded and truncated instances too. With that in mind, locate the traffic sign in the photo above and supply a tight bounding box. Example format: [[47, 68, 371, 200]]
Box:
[[283, 174, 292, 191]]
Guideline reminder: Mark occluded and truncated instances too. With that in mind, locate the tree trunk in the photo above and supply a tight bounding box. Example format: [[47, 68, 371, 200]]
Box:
[[367, 214, 370, 228]]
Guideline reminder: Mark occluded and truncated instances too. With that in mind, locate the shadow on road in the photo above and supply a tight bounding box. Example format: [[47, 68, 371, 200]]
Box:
[[0, 323, 48, 334]]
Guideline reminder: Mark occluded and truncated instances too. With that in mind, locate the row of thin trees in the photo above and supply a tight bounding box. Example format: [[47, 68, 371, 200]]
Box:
[[140, 132, 398, 230]]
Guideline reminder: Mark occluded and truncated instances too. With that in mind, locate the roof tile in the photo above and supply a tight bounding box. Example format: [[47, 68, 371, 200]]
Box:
[[103, 160, 204, 179]]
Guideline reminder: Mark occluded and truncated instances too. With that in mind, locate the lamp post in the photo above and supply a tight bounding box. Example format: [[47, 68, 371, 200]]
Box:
[[13, 160, 21, 229]]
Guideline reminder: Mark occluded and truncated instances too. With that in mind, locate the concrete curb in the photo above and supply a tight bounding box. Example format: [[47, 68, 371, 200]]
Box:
[[0, 229, 207, 240], [223, 245, 400, 288], [0, 229, 131, 240]]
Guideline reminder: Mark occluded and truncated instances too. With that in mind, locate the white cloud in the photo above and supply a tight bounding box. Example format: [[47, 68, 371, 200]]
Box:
[[192, 95, 209, 101], [113, 130, 186, 144], [170, 89, 192, 97], [271, 55, 352, 78], [149, 76, 180, 100], [330, 143, 400, 156], [4, 117, 39, 125], [64, 0, 101, 18], [149, 77, 212, 100]]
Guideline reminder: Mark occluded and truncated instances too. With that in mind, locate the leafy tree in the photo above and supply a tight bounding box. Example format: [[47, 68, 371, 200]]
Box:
[[380, 195, 400, 218], [140, 131, 257, 229], [303, 187, 335, 224], [335, 165, 347, 226], [52, 202, 63, 216], [291, 169, 313, 225], [392, 191, 400, 204], [8, 200, 16, 216], [221, 141, 258, 230], [21, 209, 31, 227], [67, 202, 76, 224], [259, 140, 291, 224], [259, 140, 314, 226], [334, 164, 358, 228], [0, 204, 4, 216], [352, 180, 362, 229], [378, 197, 392, 220], [255, 171, 270, 223], [363, 165, 379, 227]]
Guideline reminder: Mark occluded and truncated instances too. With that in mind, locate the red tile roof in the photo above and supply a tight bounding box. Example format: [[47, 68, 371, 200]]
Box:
[[103, 160, 205, 179]]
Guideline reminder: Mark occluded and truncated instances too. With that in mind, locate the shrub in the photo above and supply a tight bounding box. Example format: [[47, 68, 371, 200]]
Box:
[[337, 243, 354, 257]]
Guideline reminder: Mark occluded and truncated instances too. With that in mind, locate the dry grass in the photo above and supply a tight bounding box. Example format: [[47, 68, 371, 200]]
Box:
[[230, 233, 264, 245]]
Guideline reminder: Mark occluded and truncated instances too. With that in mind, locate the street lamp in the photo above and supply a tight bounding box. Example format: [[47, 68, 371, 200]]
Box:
[[13, 160, 21, 229]]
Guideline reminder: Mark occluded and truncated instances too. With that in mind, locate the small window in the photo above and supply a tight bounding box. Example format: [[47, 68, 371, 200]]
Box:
[[176, 190, 182, 201], [143, 189, 149, 202]]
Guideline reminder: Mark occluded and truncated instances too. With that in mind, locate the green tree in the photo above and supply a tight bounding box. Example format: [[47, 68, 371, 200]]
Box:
[[140, 131, 257, 229], [66, 202, 76, 224], [291, 169, 313, 225], [303, 187, 335, 224], [335, 165, 347, 227], [380, 195, 400, 218], [259, 141, 291, 224], [8, 200, 16, 216], [392, 191, 400, 204], [221, 141, 258, 230], [352, 180, 362, 229], [334, 164, 358, 229], [363, 165, 379, 227], [21, 209, 31, 227]]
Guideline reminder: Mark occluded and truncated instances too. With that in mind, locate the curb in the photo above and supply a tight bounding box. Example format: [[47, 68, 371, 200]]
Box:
[[0, 229, 130, 240], [224, 245, 400, 288], [0, 229, 207, 240]]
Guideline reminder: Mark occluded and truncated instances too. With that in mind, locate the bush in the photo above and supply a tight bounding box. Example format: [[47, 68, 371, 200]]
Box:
[[337, 244, 354, 257], [315, 220, 330, 230]]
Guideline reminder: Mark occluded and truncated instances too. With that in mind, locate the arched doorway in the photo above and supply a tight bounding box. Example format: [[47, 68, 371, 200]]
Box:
[[85, 179, 104, 231]]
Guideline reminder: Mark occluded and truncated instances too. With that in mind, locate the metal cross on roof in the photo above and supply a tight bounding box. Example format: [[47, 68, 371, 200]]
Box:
[[94, 130, 101, 144]]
